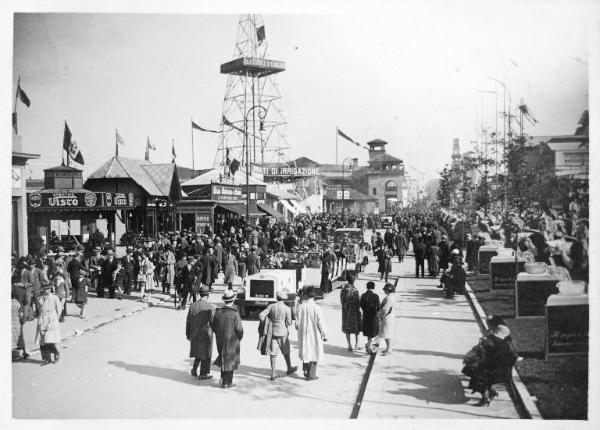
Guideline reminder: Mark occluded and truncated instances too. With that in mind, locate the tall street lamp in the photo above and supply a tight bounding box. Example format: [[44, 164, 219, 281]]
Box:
[[340, 157, 354, 213], [244, 105, 268, 221]]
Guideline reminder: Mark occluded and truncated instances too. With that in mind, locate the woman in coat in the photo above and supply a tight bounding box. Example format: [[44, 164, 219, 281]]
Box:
[[377, 283, 395, 355], [74, 275, 90, 318], [296, 286, 327, 380], [12, 293, 29, 361], [36, 283, 62, 365], [212, 290, 244, 388], [462, 316, 518, 406], [340, 273, 362, 351], [378, 244, 393, 282], [224, 250, 238, 289], [360, 281, 380, 353], [428, 242, 441, 278]]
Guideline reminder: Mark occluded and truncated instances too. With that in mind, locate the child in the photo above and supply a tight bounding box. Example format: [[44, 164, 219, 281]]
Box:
[[113, 261, 126, 300]]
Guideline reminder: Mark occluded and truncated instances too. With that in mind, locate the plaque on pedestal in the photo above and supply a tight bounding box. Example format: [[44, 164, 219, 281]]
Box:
[[515, 272, 559, 318], [478, 246, 498, 274], [545, 294, 588, 358], [490, 256, 525, 291]]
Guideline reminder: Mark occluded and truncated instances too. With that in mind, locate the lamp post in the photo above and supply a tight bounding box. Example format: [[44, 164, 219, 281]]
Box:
[[243, 105, 268, 221], [340, 157, 353, 214]]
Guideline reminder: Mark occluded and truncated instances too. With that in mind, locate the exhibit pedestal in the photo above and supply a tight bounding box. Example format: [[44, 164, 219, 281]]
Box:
[[490, 256, 525, 291], [515, 272, 559, 318], [545, 294, 589, 359], [478, 246, 498, 274]]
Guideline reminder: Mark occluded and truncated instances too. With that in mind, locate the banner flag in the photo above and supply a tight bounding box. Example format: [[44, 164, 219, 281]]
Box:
[[171, 140, 176, 163], [192, 120, 220, 133], [257, 25, 266, 44], [17, 84, 31, 107], [223, 115, 244, 133], [337, 128, 361, 147], [63, 122, 72, 152], [69, 140, 85, 164], [116, 130, 125, 145]]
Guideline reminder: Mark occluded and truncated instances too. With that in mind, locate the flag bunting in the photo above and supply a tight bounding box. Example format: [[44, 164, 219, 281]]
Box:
[[192, 120, 220, 133], [337, 128, 362, 148], [17, 84, 31, 107]]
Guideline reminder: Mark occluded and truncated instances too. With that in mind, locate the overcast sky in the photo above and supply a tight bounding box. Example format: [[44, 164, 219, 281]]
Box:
[[12, 1, 591, 181]]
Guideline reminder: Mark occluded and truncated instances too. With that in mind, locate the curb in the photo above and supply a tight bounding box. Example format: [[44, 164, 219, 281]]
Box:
[[463, 281, 543, 420]]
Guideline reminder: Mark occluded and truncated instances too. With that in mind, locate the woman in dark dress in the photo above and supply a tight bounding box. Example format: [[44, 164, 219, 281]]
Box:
[[378, 244, 393, 282], [462, 315, 518, 405], [360, 281, 380, 354], [340, 273, 361, 352]]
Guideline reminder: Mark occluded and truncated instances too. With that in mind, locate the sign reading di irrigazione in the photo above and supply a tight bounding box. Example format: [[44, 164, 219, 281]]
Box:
[[27, 191, 136, 210]]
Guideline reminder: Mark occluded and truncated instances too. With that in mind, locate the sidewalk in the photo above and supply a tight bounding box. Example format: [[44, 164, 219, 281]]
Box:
[[358, 256, 521, 419]]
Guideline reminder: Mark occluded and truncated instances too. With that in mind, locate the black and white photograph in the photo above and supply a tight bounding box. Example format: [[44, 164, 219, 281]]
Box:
[[3, 0, 598, 426]]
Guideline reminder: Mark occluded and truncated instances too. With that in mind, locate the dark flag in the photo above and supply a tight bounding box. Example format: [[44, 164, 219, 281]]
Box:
[[518, 104, 538, 125], [17, 84, 31, 107], [192, 120, 220, 133], [222, 115, 244, 133], [12, 112, 18, 134], [257, 25, 266, 44], [337, 127, 361, 147], [230, 158, 240, 176], [63, 122, 72, 152], [171, 140, 176, 163], [63, 122, 84, 164]]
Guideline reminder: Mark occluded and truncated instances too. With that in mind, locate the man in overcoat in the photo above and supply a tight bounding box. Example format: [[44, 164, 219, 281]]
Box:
[[212, 290, 244, 388], [186, 285, 215, 379], [246, 246, 261, 276]]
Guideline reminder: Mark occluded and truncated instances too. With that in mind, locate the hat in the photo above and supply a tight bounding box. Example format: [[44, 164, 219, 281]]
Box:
[[276, 289, 289, 300], [222, 290, 236, 303], [383, 283, 395, 293], [93, 246, 102, 252], [451, 249, 460, 255], [490, 324, 511, 340], [199, 285, 210, 296]]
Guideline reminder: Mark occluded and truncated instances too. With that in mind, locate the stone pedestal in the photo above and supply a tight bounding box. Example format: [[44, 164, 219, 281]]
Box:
[[515, 272, 559, 318], [478, 245, 498, 274], [489, 256, 525, 290], [545, 294, 588, 358]]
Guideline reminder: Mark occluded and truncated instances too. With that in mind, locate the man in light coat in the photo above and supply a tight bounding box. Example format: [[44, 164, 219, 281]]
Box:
[[295, 286, 327, 380], [36, 283, 62, 365], [186, 285, 215, 379]]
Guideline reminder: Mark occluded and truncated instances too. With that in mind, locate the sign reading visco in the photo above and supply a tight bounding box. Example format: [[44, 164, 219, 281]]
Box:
[[28, 192, 136, 210]]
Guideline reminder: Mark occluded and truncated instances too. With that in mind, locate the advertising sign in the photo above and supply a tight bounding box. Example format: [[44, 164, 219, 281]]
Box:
[[28, 191, 136, 210]]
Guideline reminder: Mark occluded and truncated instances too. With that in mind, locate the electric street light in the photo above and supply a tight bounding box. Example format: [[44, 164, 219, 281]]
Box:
[[244, 105, 268, 221]]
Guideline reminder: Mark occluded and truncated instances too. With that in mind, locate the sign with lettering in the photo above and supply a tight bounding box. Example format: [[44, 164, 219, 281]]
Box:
[[27, 192, 136, 210], [260, 165, 320, 178], [490, 258, 525, 290], [195, 209, 212, 234], [546, 302, 588, 357], [515, 274, 559, 318]]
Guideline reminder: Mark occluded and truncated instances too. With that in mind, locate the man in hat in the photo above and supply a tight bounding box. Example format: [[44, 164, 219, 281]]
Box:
[[246, 246, 261, 276], [212, 290, 244, 388], [186, 285, 215, 379], [296, 286, 327, 380], [67, 254, 87, 301], [36, 282, 62, 365], [102, 249, 118, 299], [259, 290, 298, 381], [201, 247, 218, 289], [88, 246, 104, 298], [179, 256, 198, 310], [121, 248, 135, 296], [213, 237, 224, 274]]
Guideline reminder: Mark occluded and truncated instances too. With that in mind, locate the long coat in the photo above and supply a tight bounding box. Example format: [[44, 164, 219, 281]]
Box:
[[428, 245, 441, 275], [12, 299, 22, 349], [74, 277, 90, 304], [201, 254, 218, 285], [378, 293, 395, 339], [360, 290, 380, 338], [186, 299, 215, 360], [224, 255, 238, 285], [378, 249, 393, 274], [246, 252, 260, 276], [213, 306, 244, 371], [36, 293, 62, 345], [296, 298, 326, 363], [340, 284, 361, 335]]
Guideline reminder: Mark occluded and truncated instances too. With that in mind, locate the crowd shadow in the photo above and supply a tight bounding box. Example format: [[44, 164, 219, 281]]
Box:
[[289, 339, 356, 358], [108, 360, 203, 387], [386, 369, 469, 405], [395, 314, 477, 325], [392, 348, 465, 360]]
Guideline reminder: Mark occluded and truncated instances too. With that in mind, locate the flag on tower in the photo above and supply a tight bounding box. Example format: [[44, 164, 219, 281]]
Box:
[[171, 140, 176, 163], [337, 128, 361, 147], [63, 122, 84, 164], [116, 130, 125, 145], [192, 120, 220, 133], [17, 84, 31, 107], [223, 115, 244, 133], [145, 136, 156, 161], [257, 25, 266, 44], [518, 104, 538, 125]]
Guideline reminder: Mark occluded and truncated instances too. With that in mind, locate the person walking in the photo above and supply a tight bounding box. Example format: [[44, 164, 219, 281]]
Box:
[[377, 283, 396, 356], [88, 247, 104, 298], [12, 292, 30, 361], [224, 250, 238, 290], [113, 260, 126, 300], [53, 271, 70, 322], [296, 286, 327, 380], [360, 281, 380, 354], [246, 246, 261, 276], [340, 273, 362, 352], [212, 290, 244, 388], [186, 285, 215, 380], [36, 282, 62, 365], [378, 244, 393, 283], [438, 235, 451, 275], [320, 245, 336, 291], [102, 249, 118, 299], [428, 241, 441, 278], [179, 257, 198, 310], [414, 236, 427, 278], [74, 273, 90, 318], [258, 291, 298, 381], [462, 315, 518, 406]]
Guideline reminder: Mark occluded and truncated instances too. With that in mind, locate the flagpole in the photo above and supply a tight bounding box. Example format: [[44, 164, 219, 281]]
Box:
[[115, 129, 119, 157], [335, 127, 338, 164], [191, 118, 195, 171], [66, 121, 70, 168]]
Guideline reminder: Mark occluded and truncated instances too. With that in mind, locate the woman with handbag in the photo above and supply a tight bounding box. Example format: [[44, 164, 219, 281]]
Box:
[[340, 272, 362, 352], [377, 283, 396, 355]]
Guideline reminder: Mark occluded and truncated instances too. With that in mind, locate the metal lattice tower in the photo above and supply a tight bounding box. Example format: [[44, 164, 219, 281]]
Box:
[[214, 15, 290, 174]]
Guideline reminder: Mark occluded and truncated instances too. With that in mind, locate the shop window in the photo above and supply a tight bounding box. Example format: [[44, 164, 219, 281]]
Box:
[[385, 180, 398, 195], [372, 187, 377, 195]]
